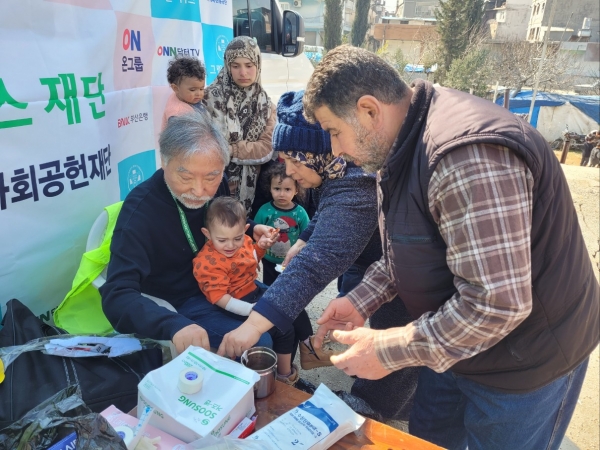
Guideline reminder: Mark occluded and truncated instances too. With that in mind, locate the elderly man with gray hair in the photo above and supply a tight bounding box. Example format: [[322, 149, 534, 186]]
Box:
[[101, 112, 275, 353]]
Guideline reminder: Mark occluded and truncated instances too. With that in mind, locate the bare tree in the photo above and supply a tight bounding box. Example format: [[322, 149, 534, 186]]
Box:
[[582, 70, 600, 96], [592, 79, 600, 96], [401, 27, 443, 83], [486, 39, 583, 93]]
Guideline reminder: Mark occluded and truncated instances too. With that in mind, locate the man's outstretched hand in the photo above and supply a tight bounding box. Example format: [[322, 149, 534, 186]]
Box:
[[329, 327, 391, 380], [314, 296, 365, 349]]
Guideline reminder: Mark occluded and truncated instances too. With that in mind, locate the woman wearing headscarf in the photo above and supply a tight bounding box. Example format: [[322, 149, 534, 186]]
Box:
[[217, 90, 419, 420], [204, 36, 276, 212]]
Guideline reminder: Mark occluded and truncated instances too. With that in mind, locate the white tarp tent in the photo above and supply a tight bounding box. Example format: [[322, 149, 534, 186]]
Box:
[[537, 102, 599, 141], [496, 91, 600, 141]]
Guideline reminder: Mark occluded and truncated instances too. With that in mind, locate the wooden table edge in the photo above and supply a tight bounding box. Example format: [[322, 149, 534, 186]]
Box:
[[254, 381, 444, 449]]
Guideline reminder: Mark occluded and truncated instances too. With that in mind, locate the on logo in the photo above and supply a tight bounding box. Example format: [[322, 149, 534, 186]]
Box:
[[123, 29, 141, 51]]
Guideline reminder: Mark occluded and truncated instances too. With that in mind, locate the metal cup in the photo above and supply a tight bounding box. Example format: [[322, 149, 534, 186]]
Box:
[[241, 346, 277, 399]]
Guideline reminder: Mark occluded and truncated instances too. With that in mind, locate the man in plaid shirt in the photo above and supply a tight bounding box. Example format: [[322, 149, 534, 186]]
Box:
[[306, 46, 599, 450]]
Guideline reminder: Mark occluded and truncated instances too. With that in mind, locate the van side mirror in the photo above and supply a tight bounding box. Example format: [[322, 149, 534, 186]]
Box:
[[281, 10, 304, 57]]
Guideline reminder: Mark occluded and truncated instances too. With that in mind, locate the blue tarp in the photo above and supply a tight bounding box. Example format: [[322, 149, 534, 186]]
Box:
[[404, 63, 436, 73], [304, 51, 322, 63], [495, 91, 600, 124]]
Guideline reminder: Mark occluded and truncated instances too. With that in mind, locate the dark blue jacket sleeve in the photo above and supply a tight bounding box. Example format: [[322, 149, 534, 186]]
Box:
[[101, 226, 195, 340], [253, 169, 380, 332]]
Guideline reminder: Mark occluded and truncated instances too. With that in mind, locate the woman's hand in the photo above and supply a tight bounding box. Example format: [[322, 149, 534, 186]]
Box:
[[217, 311, 274, 358], [282, 239, 306, 266], [230, 141, 275, 166]]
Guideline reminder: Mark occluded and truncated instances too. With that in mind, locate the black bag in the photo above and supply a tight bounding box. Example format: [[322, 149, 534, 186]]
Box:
[[0, 385, 127, 450], [0, 299, 162, 429]]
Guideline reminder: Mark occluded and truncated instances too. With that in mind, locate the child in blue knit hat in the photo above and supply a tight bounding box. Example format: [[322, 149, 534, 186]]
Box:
[[254, 162, 310, 285]]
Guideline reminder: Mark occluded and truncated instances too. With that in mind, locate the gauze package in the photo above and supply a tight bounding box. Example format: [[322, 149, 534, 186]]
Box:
[[248, 384, 365, 449], [138, 346, 259, 443]]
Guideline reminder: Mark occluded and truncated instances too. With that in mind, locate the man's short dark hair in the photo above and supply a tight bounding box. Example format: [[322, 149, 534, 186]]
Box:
[[167, 56, 206, 85], [303, 45, 409, 122], [206, 197, 246, 229]]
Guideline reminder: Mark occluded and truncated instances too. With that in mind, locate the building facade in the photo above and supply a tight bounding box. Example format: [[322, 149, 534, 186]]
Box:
[[395, 0, 439, 19], [371, 17, 438, 61], [488, 0, 531, 40], [527, 0, 599, 43]]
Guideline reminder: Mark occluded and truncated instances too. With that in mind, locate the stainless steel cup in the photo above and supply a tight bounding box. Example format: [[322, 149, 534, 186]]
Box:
[[241, 346, 277, 399]]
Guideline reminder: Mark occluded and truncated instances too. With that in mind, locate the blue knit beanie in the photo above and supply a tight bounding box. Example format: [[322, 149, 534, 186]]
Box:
[[272, 90, 332, 154]]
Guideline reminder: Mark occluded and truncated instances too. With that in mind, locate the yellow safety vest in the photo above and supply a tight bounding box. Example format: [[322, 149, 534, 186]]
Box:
[[53, 201, 123, 335]]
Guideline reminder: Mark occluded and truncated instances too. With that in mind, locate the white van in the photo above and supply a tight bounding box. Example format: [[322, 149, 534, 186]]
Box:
[[0, 1, 312, 320]]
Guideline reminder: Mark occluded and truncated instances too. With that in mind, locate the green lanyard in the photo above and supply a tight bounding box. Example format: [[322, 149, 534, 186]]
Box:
[[170, 192, 207, 255]]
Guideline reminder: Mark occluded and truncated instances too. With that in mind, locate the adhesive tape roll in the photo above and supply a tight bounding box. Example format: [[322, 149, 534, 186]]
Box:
[[178, 368, 204, 394], [114, 425, 134, 444]]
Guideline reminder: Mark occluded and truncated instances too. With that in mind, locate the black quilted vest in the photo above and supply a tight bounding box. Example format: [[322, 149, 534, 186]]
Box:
[[379, 81, 599, 392]]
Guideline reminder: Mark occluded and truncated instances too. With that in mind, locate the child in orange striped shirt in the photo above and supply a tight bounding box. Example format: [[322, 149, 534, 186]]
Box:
[[192, 197, 300, 384]]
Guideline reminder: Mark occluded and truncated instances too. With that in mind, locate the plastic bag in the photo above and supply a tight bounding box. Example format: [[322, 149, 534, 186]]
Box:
[[0, 385, 127, 450], [0, 334, 164, 382]]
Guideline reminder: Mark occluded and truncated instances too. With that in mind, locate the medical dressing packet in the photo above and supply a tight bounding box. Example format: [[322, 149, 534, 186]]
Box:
[[248, 384, 365, 449], [138, 346, 259, 443]]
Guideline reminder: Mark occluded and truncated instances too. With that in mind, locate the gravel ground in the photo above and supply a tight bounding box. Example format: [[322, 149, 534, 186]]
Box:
[[289, 164, 600, 447], [556, 165, 599, 450]]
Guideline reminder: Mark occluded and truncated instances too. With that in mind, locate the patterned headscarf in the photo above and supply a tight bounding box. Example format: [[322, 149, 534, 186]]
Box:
[[204, 36, 273, 212], [204, 36, 272, 144], [273, 90, 346, 181], [282, 151, 346, 181]]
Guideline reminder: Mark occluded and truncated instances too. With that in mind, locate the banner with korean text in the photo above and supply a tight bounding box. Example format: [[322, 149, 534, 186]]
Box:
[[0, 0, 233, 322]]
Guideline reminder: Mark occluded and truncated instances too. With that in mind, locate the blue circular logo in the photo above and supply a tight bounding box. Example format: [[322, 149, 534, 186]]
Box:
[[216, 36, 229, 59], [185, 371, 198, 381], [127, 164, 144, 191], [117, 431, 126, 439]]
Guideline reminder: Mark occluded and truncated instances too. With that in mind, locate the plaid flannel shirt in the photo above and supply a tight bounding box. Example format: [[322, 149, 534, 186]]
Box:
[[347, 143, 535, 373]]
